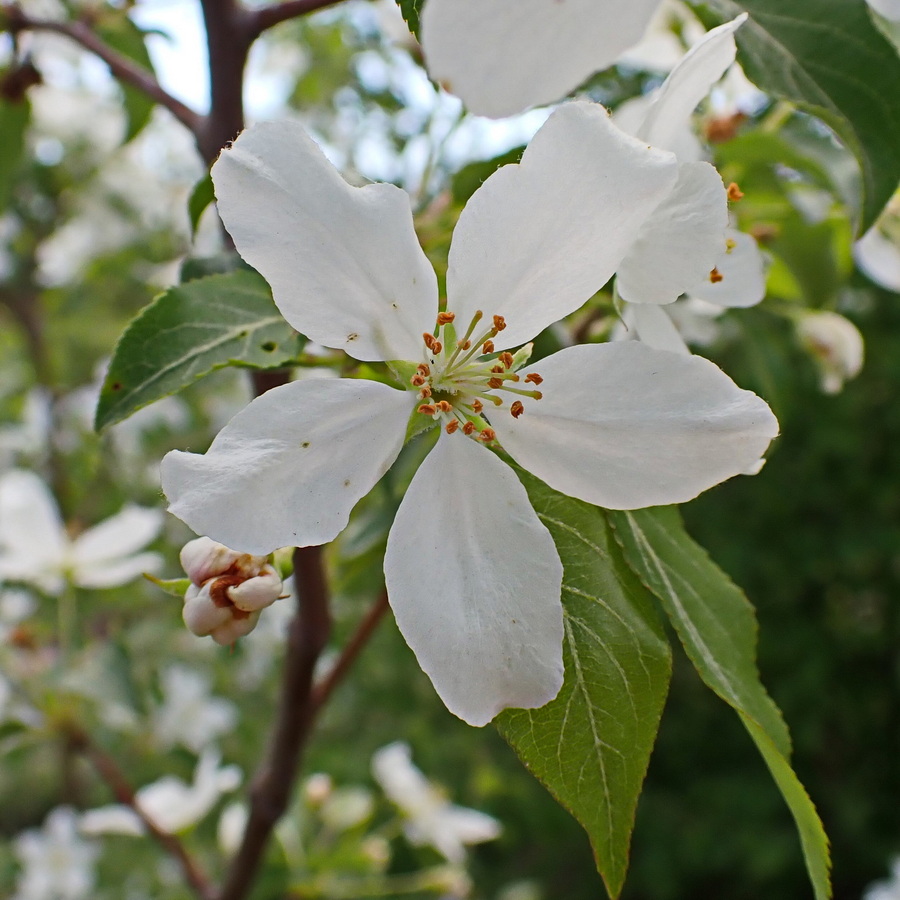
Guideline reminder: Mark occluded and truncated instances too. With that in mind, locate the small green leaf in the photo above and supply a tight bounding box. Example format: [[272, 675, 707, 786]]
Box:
[[188, 172, 215, 237], [396, 0, 424, 36], [609, 507, 831, 899], [690, 0, 900, 232], [144, 573, 191, 598], [497, 473, 671, 899], [95, 269, 304, 430]]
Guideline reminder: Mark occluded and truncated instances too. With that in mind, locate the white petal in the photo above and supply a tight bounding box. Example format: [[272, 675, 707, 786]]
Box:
[[636, 14, 747, 152], [491, 342, 778, 509], [688, 229, 766, 307], [447, 102, 677, 350], [420, 0, 664, 118], [71, 505, 161, 567], [162, 378, 413, 555], [384, 435, 564, 727], [212, 614, 261, 644], [439, 806, 502, 846], [614, 94, 704, 161], [213, 121, 438, 362], [629, 303, 690, 354], [371, 743, 433, 813], [74, 552, 162, 589], [0, 469, 66, 580], [616, 161, 728, 305], [854, 227, 900, 292], [228, 569, 282, 612], [79, 806, 144, 837], [183, 586, 231, 636]]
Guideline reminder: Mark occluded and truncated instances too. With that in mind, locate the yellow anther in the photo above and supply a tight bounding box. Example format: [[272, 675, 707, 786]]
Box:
[[524, 373, 543, 385], [488, 377, 503, 389], [472, 399, 483, 413], [435, 400, 452, 413], [445, 420, 459, 434], [411, 374, 426, 386], [458, 339, 471, 351], [510, 401, 525, 419], [419, 386, 432, 399], [417, 363, 431, 376], [437, 311, 456, 325], [490, 365, 505, 374], [418, 404, 437, 415], [478, 428, 497, 443], [725, 237, 737, 253], [498, 352, 514, 369], [462, 422, 476, 435], [727, 182, 744, 202], [709, 267, 724, 284], [423, 333, 437, 351], [492, 315, 506, 332], [482, 340, 495, 354], [432, 341, 443, 354]]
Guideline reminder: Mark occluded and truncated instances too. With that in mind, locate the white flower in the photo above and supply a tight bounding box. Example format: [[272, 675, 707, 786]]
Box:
[[179, 536, 284, 645], [613, 15, 767, 355], [419, 0, 665, 117], [618, 0, 705, 74], [14, 807, 99, 900], [152, 663, 238, 752], [0, 469, 162, 594], [80, 748, 242, 836], [865, 858, 900, 900], [372, 742, 500, 864], [855, 225, 900, 293], [161, 103, 778, 726], [795, 310, 864, 394], [867, 0, 900, 22]]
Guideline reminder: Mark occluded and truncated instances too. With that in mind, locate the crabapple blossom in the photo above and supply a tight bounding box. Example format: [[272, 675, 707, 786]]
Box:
[[179, 536, 283, 645], [372, 742, 501, 863], [0, 469, 162, 594], [161, 102, 778, 726], [419, 0, 664, 117], [795, 310, 864, 394]]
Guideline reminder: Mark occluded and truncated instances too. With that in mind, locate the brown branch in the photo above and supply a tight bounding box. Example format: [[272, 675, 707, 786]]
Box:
[[311, 590, 390, 712], [2, 7, 203, 137], [66, 726, 215, 900], [246, 0, 346, 39], [217, 545, 332, 900]]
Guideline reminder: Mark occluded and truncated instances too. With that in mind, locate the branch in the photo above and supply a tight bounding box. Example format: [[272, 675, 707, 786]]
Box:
[[217, 545, 332, 900], [2, 7, 203, 136], [311, 591, 390, 712], [66, 726, 215, 900], [245, 0, 346, 39]]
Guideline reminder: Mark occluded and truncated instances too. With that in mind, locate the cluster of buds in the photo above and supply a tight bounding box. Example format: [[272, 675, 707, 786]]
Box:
[[180, 537, 284, 645]]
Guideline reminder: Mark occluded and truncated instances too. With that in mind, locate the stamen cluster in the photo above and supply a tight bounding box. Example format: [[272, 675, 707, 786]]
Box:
[[410, 310, 543, 442]]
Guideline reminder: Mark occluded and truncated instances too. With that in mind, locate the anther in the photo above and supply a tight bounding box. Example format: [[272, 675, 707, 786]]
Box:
[[435, 400, 452, 413], [488, 377, 503, 389], [423, 333, 437, 351], [437, 311, 456, 325], [492, 315, 506, 332], [432, 341, 443, 354], [510, 401, 525, 419], [457, 339, 471, 350], [472, 399, 483, 413], [482, 340, 495, 354], [417, 363, 431, 376], [490, 365, 505, 374], [418, 404, 437, 415], [445, 420, 459, 434], [727, 182, 744, 202], [499, 352, 514, 369], [410, 374, 426, 386], [725, 237, 737, 253], [709, 267, 724, 284], [463, 422, 476, 435], [524, 373, 543, 385], [419, 386, 432, 398], [479, 428, 497, 443]]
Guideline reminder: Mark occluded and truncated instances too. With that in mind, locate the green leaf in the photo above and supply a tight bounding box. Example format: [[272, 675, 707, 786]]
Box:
[[187, 171, 215, 237], [95, 269, 305, 430], [690, 0, 900, 232], [396, 0, 424, 36], [0, 99, 29, 210], [144, 573, 191, 599], [609, 507, 831, 899], [496, 473, 671, 899]]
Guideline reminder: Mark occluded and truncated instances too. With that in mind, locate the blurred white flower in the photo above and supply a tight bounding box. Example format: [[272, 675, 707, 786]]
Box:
[[320, 786, 375, 831], [796, 310, 864, 394], [80, 748, 242, 836], [618, 0, 704, 73], [0, 389, 52, 471], [179, 536, 284, 645], [855, 226, 900, 293], [0, 469, 162, 594], [152, 663, 238, 752], [865, 857, 900, 900], [371, 742, 501, 863], [14, 807, 99, 900]]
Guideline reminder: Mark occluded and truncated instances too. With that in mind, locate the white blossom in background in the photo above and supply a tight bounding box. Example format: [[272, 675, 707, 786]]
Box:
[[612, 15, 767, 355], [372, 742, 501, 863], [0, 389, 52, 471], [865, 858, 900, 900], [13, 807, 99, 900], [152, 663, 238, 752], [855, 193, 900, 293], [795, 311, 864, 394], [420, 0, 664, 117], [80, 748, 242, 837], [0, 469, 162, 594], [179, 536, 284, 645], [161, 104, 778, 726], [618, 0, 704, 73], [867, 0, 900, 22]]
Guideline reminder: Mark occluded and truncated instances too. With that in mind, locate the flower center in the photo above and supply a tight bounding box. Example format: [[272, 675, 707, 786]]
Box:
[[409, 310, 543, 443]]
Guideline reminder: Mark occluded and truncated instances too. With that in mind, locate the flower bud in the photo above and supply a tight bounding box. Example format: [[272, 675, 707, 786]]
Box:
[[796, 311, 864, 394], [180, 536, 270, 586]]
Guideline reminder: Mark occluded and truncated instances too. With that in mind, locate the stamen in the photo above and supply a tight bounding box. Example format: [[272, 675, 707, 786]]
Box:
[[727, 182, 744, 202], [709, 267, 724, 284], [435, 400, 452, 413], [725, 238, 737, 253], [411, 374, 426, 386], [482, 340, 495, 354], [457, 339, 471, 351], [418, 404, 437, 415], [479, 428, 497, 443], [437, 311, 456, 325], [463, 422, 476, 435], [417, 363, 430, 376], [472, 399, 483, 413], [510, 401, 525, 418], [492, 315, 506, 332], [445, 420, 459, 434], [419, 386, 432, 398], [423, 333, 437, 351], [487, 377, 503, 389], [432, 341, 443, 354], [498, 352, 514, 369], [490, 365, 505, 374], [524, 373, 543, 385]]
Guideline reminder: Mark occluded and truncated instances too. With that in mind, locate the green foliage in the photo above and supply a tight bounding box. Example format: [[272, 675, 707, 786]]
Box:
[[95, 270, 305, 430], [497, 473, 672, 899], [690, 0, 900, 232], [0, 99, 28, 211], [187, 172, 215, 237], [610, 507, 831, 900], [396, 0, 425, 37]]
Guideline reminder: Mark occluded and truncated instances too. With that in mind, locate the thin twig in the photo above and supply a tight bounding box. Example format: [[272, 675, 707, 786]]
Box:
[[217, 545, 332, 900], [2, 7, 203, 136], [66, 726, 215, 900], [246, 0, 346, 38], [311, 591, 390, 712]]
